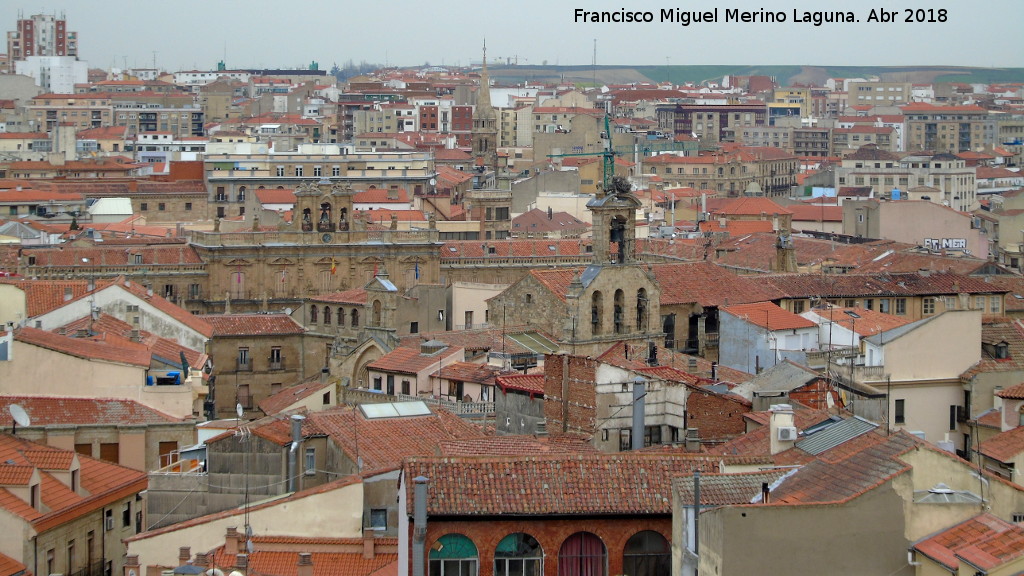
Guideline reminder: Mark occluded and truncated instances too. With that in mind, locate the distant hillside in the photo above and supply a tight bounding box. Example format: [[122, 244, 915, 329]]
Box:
[[487, 65, 1024, 86]]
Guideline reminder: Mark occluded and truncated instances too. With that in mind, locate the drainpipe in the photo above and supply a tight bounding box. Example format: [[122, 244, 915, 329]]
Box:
[[631, 377, 647, 451], [287, 414, 305, 492], [412, 476, 429, 576]]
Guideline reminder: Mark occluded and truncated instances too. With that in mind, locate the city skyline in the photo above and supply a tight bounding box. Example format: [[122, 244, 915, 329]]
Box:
[[3, 0, 1021, 73]]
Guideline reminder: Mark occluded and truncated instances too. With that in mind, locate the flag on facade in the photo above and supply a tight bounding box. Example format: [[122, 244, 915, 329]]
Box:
[[331, 257, 337, 275], [373, 262, 379, 277], [415, 262, 419, 279]]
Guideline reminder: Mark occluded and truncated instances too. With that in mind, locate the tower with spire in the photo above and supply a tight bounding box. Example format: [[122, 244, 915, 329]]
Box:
[[471, 41, 499, 176]]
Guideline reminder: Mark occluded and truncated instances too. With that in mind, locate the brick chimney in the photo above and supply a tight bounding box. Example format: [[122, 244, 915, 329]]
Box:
[[363, 530, 376, 559], [225, 526, 241, 553], [178, 547, 191, 565], [123, 555, 140, 576], [297, 552, 313, 576], [235, 554, 248, 570]]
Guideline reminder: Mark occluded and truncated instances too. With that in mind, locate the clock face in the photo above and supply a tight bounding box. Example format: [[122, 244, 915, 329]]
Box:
[[321, 233, 332, 243]]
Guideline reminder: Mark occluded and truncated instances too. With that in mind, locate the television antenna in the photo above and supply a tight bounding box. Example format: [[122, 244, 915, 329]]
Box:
[[9, 404, 30, 434]]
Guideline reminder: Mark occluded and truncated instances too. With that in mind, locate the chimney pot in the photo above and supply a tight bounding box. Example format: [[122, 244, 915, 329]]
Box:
[[178, 547, 191, 564], [236, 554, 248, 569], [297, 552, 314, 576]]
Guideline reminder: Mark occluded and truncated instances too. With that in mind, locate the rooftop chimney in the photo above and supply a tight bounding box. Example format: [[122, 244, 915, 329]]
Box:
[[761, 481, 771, 504], [288, 414, 306, 492], [297, 553, 313, 576], [769, 404, 796, 455], [413, 477, 429, 576], [225, 526, 240, 553], [236, 554, 248, 570], [684, 428, 700, 452], [178, 547, 191, 565], [363, 530, 376, 559]]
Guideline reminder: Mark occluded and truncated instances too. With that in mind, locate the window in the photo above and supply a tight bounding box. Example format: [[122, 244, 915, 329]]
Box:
[[975, 296, 985, 310], [269, 347, 282, 369], [238, 347, 251, 370], [623, 531, 670, 576], [310, 305, 318, 323], [323, 306, 332, 325], [276, 166, 285, 177], [122, 502, 131, 527], [644, 425, 662, 447], [429, 534, 478, 576], [372, 376, 382, 391], [895, 399, 905, 424], [792, 300, 805, 314], [991, 297, 1002, 314], [185, 202, 192, 211], [351, 309, 359, 326], [895, 298, 906, 315], [140, 202, 148, 211], [304, 447, 315, 475], [923, 297, 936, 315], [402, 380, 411, 395], [559, 532, 607, 576], [494, 533, 542, 576], [864, 299, 874, 311], [878, 299, 890, 313], [332, 166, 340, 177], [410, 321, 419, 334], [369, 508, 388, 531], [620, 429, 632, 451], [295, 166, 303, 177], [158, 202, 165, 211]]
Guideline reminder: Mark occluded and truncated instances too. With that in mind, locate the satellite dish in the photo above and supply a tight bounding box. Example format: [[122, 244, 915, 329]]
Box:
[[429, 178, 437, 186], [246, 539, 254, 554], [236, 403, 244, 419], [9, 404, 30, 433], [284, 307, 293, 315]]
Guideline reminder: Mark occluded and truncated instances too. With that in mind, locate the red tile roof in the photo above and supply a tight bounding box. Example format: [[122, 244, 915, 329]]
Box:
[[0, 432, 146, 532], [496, 374, 545, 397], [652, 262, 784, 307], [913, 513, 1024, 572], [208, 537, 398, 576], [0, 278, 94, 316], [255, 188, 296, 204], [709, 196, 793, 216], [997, 382, 1024, 399], [0, 395, 184, 427], [15, 326, 151, 367], [721, 302, 816, 330], [258, 378, 333, 416], [437, 435, 599, 457], [353, 188, 409, 204], [367, 344, 463, 375], [313, 290, 367, 305], [404, 453, 720, 516], [200, 313, 305, 336], [979, 425, 1024, 463]]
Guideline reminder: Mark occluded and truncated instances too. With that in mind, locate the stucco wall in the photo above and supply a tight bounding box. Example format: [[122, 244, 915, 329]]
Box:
[[0, 284, 27, 327]]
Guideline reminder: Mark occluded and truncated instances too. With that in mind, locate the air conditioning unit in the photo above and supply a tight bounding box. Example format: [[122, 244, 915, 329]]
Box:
[[778, 426, 797, 441], [104, 516, 114, 530]]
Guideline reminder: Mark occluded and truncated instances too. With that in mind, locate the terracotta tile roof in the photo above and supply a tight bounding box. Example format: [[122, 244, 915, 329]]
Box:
[[397, 328, 546, 356], [767, 431, 920, 505], [0, 433, 146, 531], [979, 425, 1024, 463], [15, 326, 151, 367], [697, 219, 774, 235], [759, 271, 1006, 299], [0, 278, 93, 316], [708, 196, 793, 217], [0, 395, 183, 427], [437, 435, 599, 457], [596, 341, 752, 383], [312, 290, 367, 305], [22, 449, 75, 470], [436, 361, 501, 384], [208, 538, 398, 576], [496, 374, 545, 397], [258, 378, 333, 416], [57, 311, 208, 374], [788, 204, 843, 223], [673, 469, 792, 505], [0, 552, 27, 576], [440, 239, 593, 259], [255, 188, 296, 204], [722, 302, 816, 330], [404, 453, 719, 516], [0, 465, 34, 486], [806, 306, 914, 337], [199, 313, 305, 336], [367, 344, 463, 375], [652, 262, 784, 307], [997, 382, 1024, 399], [353, 188, 409, 203], [511, 209, 589, 234], [913, 513, 1024, 572]]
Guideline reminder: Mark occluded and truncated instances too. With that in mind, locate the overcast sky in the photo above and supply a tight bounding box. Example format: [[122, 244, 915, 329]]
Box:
[[5, 1, 1020, 72]]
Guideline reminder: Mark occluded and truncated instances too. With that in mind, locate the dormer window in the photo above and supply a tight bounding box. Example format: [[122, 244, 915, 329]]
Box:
[[30, 482, 39, 510], [996, 342, 1009, 359]]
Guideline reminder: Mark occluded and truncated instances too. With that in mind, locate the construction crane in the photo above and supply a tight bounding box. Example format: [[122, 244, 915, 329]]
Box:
[[547, 114, 698, 193]]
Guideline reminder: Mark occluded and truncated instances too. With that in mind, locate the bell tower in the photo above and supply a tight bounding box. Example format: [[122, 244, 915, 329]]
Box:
[[587, 175, 642, 265], [471, 41, 498, 174]]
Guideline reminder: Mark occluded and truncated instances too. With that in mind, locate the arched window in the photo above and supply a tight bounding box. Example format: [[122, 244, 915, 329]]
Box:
[[614, 289, 625, 334], [622, 531, 669, 576], [323, 306, 332, 325], [351, 309, 359, 327], [310, 305, 318, 323], [337, 307, 345, 327], [372, 300, 382, 326], [495, 533, 543, 576], [558, 532, 605, 576], [591, 291, 604, 335], [636, 288, 648, 331], [429, 534, 478, 576]]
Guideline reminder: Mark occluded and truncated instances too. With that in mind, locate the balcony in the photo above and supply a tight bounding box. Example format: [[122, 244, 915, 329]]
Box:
[[269, 357, 285, 371], [237, 360, 252, 372]]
